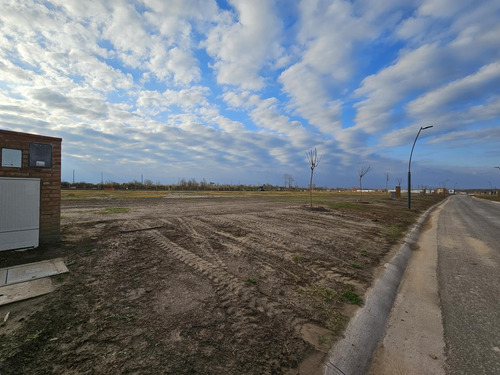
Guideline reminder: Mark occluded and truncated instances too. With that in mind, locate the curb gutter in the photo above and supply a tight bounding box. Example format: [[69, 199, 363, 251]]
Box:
[[323, 198, 448, 375]]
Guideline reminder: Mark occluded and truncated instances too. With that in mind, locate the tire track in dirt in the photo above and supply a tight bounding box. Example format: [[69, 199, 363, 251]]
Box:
[[162, 217, 228, 270], [215, 210, 378, 260], [127, 221, 333, 350], [183, 217, 312, 283], [193, 215, 366, 286]]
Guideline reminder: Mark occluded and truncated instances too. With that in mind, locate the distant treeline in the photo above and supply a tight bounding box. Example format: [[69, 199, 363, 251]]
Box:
[[61, 179, 312, 191]]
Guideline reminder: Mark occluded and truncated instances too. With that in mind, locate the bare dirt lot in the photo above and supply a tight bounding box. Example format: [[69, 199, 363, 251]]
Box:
[[0, 192, 443, 374]]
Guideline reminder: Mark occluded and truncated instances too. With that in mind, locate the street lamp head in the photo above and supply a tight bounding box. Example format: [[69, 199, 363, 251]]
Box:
[[421, 125, 434, 130]]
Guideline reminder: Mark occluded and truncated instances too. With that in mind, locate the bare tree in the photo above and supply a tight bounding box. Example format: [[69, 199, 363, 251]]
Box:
[[283, 173, 294, 189], [358, 165, 372, 201], [200, 178, 208, 190], [306, 148, 321, 207], [385, 172, 390, 192], [396, 177, 402, 186]]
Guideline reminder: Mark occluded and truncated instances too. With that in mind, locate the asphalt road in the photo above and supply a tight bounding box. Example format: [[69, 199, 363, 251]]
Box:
[[437, 195, 500, 374]]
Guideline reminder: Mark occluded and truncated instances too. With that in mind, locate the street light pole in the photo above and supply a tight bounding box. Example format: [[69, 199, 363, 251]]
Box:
[[408, 125, 433, 209], [494, 167, 500, 195]]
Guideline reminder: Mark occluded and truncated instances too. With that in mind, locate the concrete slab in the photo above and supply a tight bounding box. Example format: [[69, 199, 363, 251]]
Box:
[[0, 278, 55, 306], [0, 269, 7, 286], [1, 259, 68, 286]]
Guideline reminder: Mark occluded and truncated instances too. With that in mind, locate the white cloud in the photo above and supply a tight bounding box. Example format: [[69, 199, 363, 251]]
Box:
[[212, 116, 245, 133], [279, 63, 343, 135], [202, 0, 284, 90], [354, 43, 447, 133], [467, 96, 500, 121], [136, 86, 210, 116], [0, 0, 498, 187], [222, 90, 311, 145], [222, 91, 255, 109], [143, 0, 219, 35], [278, 0, 408, 137], [146, 42, 200, 84], [297, 0, 373, 80], [101, 1, 150, 66], [418, 0, 471, 18], [352, 0, 500, 152], [426, 126, 500, 146], [408, 62, 500, 117]]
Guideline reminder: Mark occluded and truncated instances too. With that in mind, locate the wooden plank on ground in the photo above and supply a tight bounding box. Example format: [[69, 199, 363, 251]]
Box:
[[0, 278, 55, 306], [1, 259, 69, 286]]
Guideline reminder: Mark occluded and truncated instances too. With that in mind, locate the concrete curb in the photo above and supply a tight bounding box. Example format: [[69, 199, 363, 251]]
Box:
[[323, 199, 448, 375]]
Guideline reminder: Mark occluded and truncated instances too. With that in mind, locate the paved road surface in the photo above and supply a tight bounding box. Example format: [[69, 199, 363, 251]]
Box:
[[437, 195, 500, 374]]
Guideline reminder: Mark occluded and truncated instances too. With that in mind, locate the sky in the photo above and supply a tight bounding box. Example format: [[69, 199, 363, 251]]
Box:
[[1, 0, 500, 189]]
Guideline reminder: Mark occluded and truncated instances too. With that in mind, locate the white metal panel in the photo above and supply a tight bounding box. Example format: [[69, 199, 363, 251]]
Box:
[[0, 177, 40, 251], [1, 149, 22, 167]]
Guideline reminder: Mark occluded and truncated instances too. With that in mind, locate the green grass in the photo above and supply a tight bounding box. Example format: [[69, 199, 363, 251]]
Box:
[[302, 285, 339, 302], [477, 195, 500, 202], [342, 290, 363, 305], [53, 273, 66, 283], [299, 285, 347, 334], [246, 278, 257, 284], [323, 310, 347, 333], [318, 335, 333, 346], [350, 263, 362, 269], [291, 253, 303, 263], [25, 329, 45, 343], [95, 207, 130, 214], [385, 223, 406, 241]]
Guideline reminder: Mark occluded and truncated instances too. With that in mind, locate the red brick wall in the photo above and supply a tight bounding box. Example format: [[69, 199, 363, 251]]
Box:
[[0, 129, 62, 244]]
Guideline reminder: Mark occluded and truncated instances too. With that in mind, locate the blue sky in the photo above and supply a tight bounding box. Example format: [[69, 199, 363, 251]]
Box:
[[1, 0, 499, 189]]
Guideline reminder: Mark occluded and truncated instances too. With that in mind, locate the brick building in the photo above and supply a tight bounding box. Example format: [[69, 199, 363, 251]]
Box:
[[0, 129, 62, 248]]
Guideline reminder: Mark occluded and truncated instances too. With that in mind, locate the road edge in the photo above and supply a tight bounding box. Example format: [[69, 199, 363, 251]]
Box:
[[323, 198, 449, 375]]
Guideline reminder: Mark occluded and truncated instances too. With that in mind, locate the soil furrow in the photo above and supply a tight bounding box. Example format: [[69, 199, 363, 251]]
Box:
[[193, 215, 366, 285], [143, 227, 334, 350]]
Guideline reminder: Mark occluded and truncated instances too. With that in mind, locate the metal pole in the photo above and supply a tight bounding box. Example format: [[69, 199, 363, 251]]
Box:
[[407, 170, 411, 209], [408, 125, 433, 209]]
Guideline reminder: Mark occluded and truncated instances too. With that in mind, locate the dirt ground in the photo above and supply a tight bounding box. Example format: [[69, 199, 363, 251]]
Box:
[[0, 193, 443, 374]]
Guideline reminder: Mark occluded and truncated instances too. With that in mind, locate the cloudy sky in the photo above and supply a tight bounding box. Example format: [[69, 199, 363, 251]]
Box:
[[1, 0, 499, 189]]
